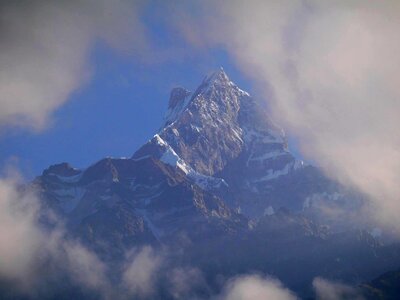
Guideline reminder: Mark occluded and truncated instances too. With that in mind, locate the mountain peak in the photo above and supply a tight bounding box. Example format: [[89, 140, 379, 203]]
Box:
[[139, 68, 289, 177], [42, 162, 81, 177], [202, 67, 231, 86], [197, 67, 251, 99], [163, 68, 238, 128]]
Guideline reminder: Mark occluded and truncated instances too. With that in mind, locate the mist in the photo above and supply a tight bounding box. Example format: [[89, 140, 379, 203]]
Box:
[[174, 0, 400, 232], [313, 277, 364, 300]]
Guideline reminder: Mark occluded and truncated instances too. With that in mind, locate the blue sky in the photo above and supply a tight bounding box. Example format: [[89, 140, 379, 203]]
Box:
[[0, 43, 259, 179]]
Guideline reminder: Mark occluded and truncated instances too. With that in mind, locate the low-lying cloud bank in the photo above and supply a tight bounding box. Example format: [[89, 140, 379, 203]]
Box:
[[0, 175, 223, 298], [174, 0, 400, 232], [0, 176, 110, 296], [1, 174, 359, 299], [0, 175, 166, 299]]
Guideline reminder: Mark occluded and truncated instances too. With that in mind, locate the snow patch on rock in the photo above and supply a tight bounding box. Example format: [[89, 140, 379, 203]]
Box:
[[264, 206, 275, 216]]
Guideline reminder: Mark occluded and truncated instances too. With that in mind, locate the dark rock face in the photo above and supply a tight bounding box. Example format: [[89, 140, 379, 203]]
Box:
[[31, 68, 400, 297], [361, 269, 400, 300], [42, 162, 81, 177]]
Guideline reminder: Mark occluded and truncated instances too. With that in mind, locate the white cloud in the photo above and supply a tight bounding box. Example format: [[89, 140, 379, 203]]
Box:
[[313, 277, 364, 300], [0, 174, 194, 299], [59, 240, 110, 294], [122, 246, 163, 298], [176, 0, 400, 232], [0, 175, 371, 300], [0, 177, 44, 286], [0, 175, 110, 295], [216, 274, 297, 300], [0, 0, 147, 131]]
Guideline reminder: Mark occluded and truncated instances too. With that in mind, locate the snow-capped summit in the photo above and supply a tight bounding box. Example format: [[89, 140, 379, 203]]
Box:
[[197, 67, 250, 98], [137, 68, 282, 176], [201, 67, 231, 86], [135, 69, 311, 214]]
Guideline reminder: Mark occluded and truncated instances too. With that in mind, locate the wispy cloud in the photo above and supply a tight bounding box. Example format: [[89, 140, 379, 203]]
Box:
[[0, 175, 111, 296], [167, 266, 207, 299], [0, 179, 369, 299], [0, 176, 43, 286], [121, 246, 163, 298], [0, 0, 149, 131], [0, 173, 167, 299], [313, 277, 364, 300]]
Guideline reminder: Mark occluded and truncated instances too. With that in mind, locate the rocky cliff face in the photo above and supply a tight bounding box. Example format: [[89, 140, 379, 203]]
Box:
[[133, 68, 355, 218]]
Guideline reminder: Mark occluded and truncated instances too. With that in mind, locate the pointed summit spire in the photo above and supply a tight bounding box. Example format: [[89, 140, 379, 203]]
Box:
[[203, 66, 230, 85], [218, 66, 225, 75]]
